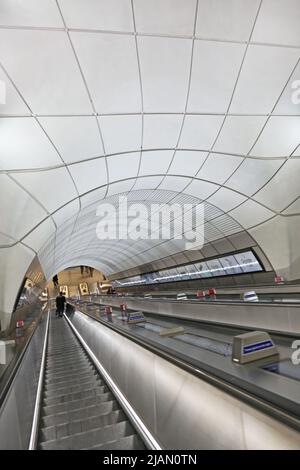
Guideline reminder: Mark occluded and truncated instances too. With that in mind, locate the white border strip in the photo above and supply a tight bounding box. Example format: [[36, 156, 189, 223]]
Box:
[[64, 312, 162, 451], [28, 308, 50, 450]]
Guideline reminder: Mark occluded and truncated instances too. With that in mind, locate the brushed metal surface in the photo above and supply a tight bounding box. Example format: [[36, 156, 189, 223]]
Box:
[[70, 311, 300, 450]]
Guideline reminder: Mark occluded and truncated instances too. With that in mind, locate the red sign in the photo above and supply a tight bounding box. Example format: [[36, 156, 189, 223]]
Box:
[[196, 290, 205, 298], [16, 320, 24, 328], [275, 276, 284, 284], [208, 288, 217, 296]]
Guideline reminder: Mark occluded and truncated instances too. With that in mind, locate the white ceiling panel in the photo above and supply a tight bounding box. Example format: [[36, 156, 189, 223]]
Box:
[[143, 114, 182, 149], [100, 115, 142, 154], [139, 150, 173, 176], [252, 0, 300, 47], [0, 174, 47, 240], [52, 199, 81, 227], [179, 115, 224, 150], [68, 158, 108, 194], [196, 0, 260, 42], [226, 158, 282, 196], [107, 180, 133, 197], [0, 0, 63, 27], [230, 200, 274, 229], [230, 45, 299, 114], [197, 153, 242, 184], [184, 179, 218, 199], [292, 146, 300, 157], [134, 0, 197, 36], [169, 150, 207, 177], [59, 0, 133, 32], [158, 176, 191, 192], [71, 32, 141, 113], [23, 217, 56, 252], [107, 153, 140, 182], [0, 29, 92, 114], [214, 116, 267, 156], [0, 244, 35, 314], [39, 116, 104, 163], [0, 117, 61, 170], [0, 232, 16, 247], [254, 160, 300, 212], [274, 62, 300, 115], [134, 176, 163, 190], [138, 36, 192, 112], [0, 69, 30, 115], [250, 117, 300, 158], [188, 40, 245, 113], [207, 187, 247, 212], [80, 186, 107, 209], [14, 167, 78, 213], [283, 197, 300, 215]]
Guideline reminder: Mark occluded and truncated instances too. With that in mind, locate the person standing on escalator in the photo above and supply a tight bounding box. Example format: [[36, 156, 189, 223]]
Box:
[[56, 291, 66, 318], [52, 274, 59, 288]]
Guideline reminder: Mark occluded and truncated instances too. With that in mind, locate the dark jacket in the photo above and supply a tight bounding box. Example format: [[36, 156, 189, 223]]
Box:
[[56, 295, 66, 310]]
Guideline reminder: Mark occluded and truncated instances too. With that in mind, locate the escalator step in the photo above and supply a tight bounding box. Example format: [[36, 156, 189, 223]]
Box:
[[38, 312, 144, 450], [39, 421, 136, 450], [41, 401, 120, 428], [40, 409, 127, 441]]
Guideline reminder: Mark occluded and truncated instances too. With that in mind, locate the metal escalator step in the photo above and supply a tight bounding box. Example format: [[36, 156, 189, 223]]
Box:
[[38, 313, 144, 451], [43, 386, 109, 406], [44, 379, 104, 397], [45, 375, 101, 391], [45, 370, 97, 386], [41, 401, 120, 428], [85, 434, 145, 451], [45, 365, 94, 380], [39, 421, 135, 450], [46, 353, 87, 365], [43, 392, 114, 416], [47, 346, 82, 354], [46, 359, 91, 373], [40, 409, 126, 441]]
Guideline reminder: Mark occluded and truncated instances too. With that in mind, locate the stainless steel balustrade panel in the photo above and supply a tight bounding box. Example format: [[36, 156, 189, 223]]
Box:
[[0, 315, 47, 450], [69, 311, 300, 450], [100, 297, 300, 335]]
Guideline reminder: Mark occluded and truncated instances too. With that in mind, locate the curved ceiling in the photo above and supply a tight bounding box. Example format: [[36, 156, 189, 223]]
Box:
[[0, 0, 300, 316], [38, 189, 246, 280]]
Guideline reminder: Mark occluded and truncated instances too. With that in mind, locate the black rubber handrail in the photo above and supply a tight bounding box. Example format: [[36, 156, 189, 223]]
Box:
[[70, 304, 300, 435]]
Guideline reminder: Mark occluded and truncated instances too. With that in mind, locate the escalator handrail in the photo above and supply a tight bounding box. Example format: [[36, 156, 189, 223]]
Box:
[[0, 305, 48, 410], [70, 304, 300, 435], [28, 307, 50, 450]]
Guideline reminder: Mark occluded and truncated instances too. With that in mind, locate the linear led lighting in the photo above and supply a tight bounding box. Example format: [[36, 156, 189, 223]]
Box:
[[114, 250, 263, 287], [156, 261, 260, 282]]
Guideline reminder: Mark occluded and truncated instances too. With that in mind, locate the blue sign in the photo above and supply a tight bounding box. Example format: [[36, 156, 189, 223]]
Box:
[[243, 340, 273, 355]]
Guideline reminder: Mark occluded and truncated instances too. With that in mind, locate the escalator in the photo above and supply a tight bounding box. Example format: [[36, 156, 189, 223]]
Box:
[[38, 314, 145, 450]]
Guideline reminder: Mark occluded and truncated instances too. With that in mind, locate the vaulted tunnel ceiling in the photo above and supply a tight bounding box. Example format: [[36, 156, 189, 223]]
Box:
[[0, 0, 300, 318]]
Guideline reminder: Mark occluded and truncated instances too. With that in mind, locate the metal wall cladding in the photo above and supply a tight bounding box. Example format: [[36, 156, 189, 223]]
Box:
[[0, 314, 47, 449], [70, 311, 300, 450]]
